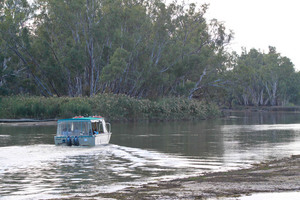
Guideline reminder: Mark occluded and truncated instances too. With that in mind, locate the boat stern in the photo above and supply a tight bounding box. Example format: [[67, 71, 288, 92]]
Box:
[[54, 136, 97, 146]]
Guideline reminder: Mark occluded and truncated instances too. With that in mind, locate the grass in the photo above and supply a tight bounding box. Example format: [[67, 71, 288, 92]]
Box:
[[0, 94, 221, 121]]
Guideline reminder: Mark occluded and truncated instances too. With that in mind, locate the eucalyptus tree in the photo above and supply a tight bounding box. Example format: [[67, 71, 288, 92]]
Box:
[[230, 46, 297, 106], [34, 0, 101, 96], [232, 48, 265, 106], [263, 47, 296, 105], [34, 0, 154, 97], [0, 0, 54, 96], [142, 3, 233, 99], [1, 0, 233, 99]]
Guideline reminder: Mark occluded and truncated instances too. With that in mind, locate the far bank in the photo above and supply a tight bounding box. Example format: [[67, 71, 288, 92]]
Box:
[[0, 95, 220, 121], [225, 106, 300, 112]]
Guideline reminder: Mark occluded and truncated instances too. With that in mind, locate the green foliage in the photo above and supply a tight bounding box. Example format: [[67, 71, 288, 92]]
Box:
[[0, 95, 220, 121], [224, 47, 300, 106], [0, 0, 232, 99], [101, 48, 129, 82], [59, 99, 92, 118], [1, 0, 299, 106]]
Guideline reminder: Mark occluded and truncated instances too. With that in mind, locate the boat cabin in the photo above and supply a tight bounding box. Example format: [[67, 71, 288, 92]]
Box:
[[54, 116, 111, 146], [57, 117, 109, 136]]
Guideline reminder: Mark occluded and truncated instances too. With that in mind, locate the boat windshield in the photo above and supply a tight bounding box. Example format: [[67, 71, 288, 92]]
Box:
[[57, 120, 92, 136]]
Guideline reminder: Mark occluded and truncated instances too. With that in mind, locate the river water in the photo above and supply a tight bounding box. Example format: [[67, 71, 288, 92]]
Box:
[[0, 112, 300, 199]]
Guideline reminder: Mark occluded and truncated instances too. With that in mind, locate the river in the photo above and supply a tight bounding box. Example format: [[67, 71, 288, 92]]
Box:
[[0, 112, 300, 199]]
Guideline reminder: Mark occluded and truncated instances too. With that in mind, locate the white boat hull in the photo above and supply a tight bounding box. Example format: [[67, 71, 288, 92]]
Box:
[[54, 132, 111, 146]]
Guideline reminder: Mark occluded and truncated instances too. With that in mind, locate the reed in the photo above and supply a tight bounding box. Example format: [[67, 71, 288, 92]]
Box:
[[0, 94, 220, 121]]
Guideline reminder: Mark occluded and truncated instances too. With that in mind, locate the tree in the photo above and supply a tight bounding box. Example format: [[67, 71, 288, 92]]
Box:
[[228, 46, 297, 106], [5, 0, 299, 107]]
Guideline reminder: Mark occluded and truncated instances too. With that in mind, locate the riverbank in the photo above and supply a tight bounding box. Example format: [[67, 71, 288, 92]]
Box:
[[226, 106, 300, 112], [0, 95, 220, 121], [89, 155, 300, 200]]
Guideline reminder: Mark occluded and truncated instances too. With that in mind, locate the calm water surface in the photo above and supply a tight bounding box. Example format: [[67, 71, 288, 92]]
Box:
[[0, 112, 300, 199]]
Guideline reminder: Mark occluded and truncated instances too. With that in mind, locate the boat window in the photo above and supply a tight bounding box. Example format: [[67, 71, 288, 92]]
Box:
[[91, 122, 101, 133], [90, 121, 108, 133], [57, 121, 92, 136]]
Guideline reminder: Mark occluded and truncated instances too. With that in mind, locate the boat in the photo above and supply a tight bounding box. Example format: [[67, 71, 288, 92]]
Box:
[[54, 116, 112, 146]]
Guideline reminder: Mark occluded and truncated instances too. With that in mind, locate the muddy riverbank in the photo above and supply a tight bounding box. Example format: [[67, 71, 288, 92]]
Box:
[[89, 155, 300, 200]]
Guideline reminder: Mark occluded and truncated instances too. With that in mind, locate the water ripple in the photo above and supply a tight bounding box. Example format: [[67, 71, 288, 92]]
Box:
[[0, 144, 240, 199]]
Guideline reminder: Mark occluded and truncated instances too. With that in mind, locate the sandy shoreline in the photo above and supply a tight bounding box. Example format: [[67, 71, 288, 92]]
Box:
[[86, 155, 300, 200]]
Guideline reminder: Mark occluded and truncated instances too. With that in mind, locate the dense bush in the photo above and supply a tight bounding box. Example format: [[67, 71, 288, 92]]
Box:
[[0, 94, 220, 121]]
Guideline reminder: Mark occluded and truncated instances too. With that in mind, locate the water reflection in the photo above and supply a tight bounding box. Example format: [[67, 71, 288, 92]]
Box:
[[111, 120, 226, 157], [224, 111, 300, 125], [0, 125, 56, 147], [0, 112, 300, 199]]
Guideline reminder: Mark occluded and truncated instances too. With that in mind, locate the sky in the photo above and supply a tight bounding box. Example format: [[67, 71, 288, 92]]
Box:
[[186, 0, 300, 71]]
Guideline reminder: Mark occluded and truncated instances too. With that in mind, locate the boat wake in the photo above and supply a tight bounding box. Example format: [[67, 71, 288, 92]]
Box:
[[0, 144, 240, 199]]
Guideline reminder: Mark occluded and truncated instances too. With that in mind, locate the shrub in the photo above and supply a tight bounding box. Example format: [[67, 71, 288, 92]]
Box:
[[0, 94, 220, 121], [59, 98, 92, 118]]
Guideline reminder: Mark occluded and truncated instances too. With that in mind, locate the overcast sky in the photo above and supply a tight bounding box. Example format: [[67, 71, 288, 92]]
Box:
[[186, 0, 300, 70]]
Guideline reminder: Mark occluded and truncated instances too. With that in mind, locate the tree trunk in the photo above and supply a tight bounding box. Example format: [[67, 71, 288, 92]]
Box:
[[188, 67, 207, 99]]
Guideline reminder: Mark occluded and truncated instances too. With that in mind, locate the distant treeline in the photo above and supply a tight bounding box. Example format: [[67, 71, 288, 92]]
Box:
[[0, 95, 220, 120], [0, 0, 300, 106]]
